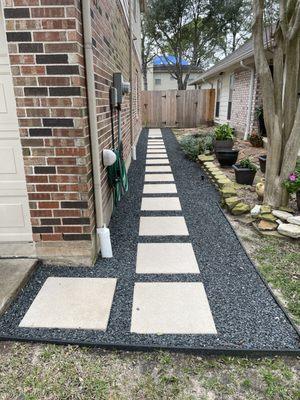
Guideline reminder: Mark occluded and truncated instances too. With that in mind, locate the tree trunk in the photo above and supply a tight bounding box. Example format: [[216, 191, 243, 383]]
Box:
[[252, 0, 300, 208]]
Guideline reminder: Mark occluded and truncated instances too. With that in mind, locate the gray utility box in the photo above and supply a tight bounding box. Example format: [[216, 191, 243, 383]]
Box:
[[113, 72, 130, 104]]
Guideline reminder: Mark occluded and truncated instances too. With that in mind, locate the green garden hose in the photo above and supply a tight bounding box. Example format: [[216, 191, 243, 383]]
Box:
[[107, 148, 128, 207]]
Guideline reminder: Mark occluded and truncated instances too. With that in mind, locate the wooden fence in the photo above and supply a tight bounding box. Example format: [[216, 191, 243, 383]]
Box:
[[141, 89, 215, 128]]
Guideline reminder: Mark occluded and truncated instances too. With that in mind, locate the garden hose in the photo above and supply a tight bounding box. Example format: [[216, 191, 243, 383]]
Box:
[[107, 148, 128, 207]]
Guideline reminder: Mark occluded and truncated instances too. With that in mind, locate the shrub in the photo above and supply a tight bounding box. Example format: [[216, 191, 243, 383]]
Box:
[[214, 124, 234, 140], [249, 131, 263, 147], [179, 136, 201, 161], [239, 157, 258, 172], [179, 133, 214, 161], [283, 165, 300, 194]]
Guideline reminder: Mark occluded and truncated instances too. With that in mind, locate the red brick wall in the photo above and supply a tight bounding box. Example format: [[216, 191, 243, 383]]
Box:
[[90, 0, 142, 217], [3, 0, 142, 262]]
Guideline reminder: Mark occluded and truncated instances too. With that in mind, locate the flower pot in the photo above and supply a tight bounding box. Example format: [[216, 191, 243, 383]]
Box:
[[258, 155, 267, 173], [233, 164, 257, 185], [215, 149, 239, 167], [297, 191, 300, 211], [214, 139, 234, 153]]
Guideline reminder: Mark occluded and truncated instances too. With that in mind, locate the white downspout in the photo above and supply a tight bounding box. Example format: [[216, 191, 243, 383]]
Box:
[[240, 61, 255, 140], [81, 3, 104, 243]]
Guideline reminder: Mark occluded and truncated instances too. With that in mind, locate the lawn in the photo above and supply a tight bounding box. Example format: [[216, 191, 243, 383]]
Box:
[[0, 221, 299, 400]]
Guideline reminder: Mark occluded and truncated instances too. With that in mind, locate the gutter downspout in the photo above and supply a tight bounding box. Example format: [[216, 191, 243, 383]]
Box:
[[81, 2, 104, 236], [129, 0, 136, 160], [240, 61, 255, 140]]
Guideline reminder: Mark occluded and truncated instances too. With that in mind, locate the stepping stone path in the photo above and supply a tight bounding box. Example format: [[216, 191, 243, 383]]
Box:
[[2, 127, 299, 352], [134, 130, 216, 334], [17, 129, 216, 336]]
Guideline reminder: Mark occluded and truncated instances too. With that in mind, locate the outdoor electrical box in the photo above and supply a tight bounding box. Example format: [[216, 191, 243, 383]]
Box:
[[113, 72, 130, 104], [109, 86, 118, 108]]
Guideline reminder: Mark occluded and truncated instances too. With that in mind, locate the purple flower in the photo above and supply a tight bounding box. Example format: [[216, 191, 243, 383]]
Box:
[[289, 173, 297, 182]]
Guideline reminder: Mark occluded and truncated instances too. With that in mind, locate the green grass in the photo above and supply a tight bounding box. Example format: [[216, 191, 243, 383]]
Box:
[[0, 344, 299, 400], [253, 237, 300, 325]]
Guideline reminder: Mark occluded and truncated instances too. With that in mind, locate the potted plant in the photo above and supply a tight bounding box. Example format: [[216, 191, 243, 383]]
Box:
[[213, 124, 234, 152], [249, 131, 263, 148], [258, 154, 267, 173], [215, 149, 239, 167], [255, 106, 267, 137], [233, 158, 258, 185], [283, 169, 300, 210]]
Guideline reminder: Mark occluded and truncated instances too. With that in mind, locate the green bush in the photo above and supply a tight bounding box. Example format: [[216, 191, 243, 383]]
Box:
[[179, 133, 214, 161], [179, 136, 200, 161], [214, 124, 234, 140]]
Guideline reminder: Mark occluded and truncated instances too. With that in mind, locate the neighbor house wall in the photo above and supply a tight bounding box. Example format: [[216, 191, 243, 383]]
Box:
[[2, 0, 142, 265]]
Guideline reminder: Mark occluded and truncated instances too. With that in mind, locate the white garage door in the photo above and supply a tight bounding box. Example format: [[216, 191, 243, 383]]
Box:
[[0, 5, 32, 242]]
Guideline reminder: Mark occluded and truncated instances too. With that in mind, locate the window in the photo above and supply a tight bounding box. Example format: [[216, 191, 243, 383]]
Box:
[[215, 78, 222, 118], [227, 73, 235, 120], [155, 78, 161, 85]]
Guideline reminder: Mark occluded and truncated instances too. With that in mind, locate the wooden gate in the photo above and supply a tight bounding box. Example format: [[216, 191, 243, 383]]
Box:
[[141, 89, 215, 128]]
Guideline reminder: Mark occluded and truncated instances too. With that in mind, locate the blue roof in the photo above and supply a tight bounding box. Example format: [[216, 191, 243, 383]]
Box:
[[153, 55, 189, 66]]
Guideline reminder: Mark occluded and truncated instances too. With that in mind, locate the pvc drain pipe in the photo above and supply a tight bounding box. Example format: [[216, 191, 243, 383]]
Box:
[[97, 225, 113, 258]]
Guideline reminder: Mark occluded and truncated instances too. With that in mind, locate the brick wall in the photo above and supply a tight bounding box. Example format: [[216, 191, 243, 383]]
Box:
[[90, 0, 142, 220], [230, 68, 261, 137], [3, 0, 142, 264]]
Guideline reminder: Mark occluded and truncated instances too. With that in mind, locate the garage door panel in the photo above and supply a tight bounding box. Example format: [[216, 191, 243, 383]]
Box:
[[0, 3, 32, 243]]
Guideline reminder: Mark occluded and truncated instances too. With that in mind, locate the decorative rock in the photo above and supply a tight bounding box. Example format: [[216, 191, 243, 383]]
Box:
[[220, 185, 237, 198], [258, 220, 278, 231], [259, 213, 277, 222], [260, 205, 272, 214], [231, 203, 250, 215], [278, 223, 300, 239], [225, 197, 240, 210], [198, 155, 214, 163], [272, 210, 293, 221], [276, 219, 283, 225], [216, 178, 231, 188], [251, 205, 261, 216], [287, 216, 300, 226], [279, 206, 294, 213]]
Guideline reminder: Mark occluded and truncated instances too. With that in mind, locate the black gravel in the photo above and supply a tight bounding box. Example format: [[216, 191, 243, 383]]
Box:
[[0, 128, 299, 354]]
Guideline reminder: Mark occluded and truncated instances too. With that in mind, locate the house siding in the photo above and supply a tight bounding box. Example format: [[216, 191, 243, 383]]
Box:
[[2, 0, 142, 265]]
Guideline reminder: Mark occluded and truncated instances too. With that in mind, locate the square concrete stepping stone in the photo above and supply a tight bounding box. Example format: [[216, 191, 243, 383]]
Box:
[[147, 146, 166, 149], [144, 173, 174, 182], [19, 277, 117, 330], [146, 154, 168, 159], [139, 216, 188, 236], [141, 197, 181, 211], [147, 149, 167, 153], [136, 243, 199, 274], [145, 166, 171, 172], [131, 282, 217, 334], [146, 159, 169, 164], [143, 184, 177, 194]]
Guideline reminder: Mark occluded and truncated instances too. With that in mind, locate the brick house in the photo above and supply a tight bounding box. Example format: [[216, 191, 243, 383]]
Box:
[[190, 39, 267, 139], [0, 0, 146, 266]]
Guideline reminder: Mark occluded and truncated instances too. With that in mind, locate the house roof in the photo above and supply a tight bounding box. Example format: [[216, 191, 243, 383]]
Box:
[[191, 28, 274, 85], [153, 55, 189, 66], [190, 39, 255, 84]]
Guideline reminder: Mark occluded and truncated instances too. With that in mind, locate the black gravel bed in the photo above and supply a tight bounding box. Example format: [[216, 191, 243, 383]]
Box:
[[0, 128, 299, 354]]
